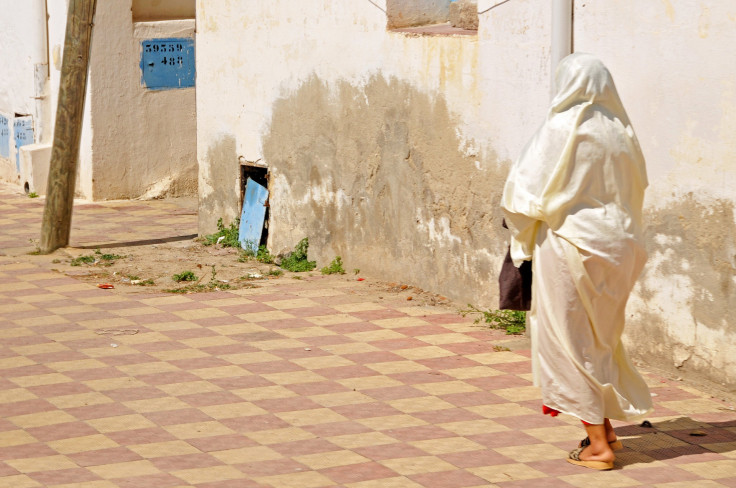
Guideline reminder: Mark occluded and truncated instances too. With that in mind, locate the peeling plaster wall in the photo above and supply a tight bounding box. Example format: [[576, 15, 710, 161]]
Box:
[[197, 0, 736, 385], [575, 1, 736, 387]]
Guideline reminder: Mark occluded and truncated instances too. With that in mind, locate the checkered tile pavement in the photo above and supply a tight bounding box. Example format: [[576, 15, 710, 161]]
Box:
[[2, 184, 736, 487]]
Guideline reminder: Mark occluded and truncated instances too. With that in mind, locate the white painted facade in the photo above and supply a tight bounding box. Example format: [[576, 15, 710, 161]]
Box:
[[0, 0, 197, 200], [196, 0, 736, 387]]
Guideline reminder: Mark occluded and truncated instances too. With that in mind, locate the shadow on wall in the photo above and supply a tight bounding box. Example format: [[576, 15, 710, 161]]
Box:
[[200, 134, 239, 236], [263, 75, 508, 305]]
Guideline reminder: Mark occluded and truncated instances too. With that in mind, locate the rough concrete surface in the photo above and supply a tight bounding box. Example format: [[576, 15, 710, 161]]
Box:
[[449, 0, 479, 30], [264, 75, 506, 308]]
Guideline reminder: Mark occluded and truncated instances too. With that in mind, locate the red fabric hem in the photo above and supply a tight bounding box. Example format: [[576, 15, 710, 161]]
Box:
[[542, 405, 559, 417]]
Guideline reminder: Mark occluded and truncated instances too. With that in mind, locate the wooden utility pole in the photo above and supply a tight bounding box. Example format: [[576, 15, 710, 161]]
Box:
[[40, 0, 97, 253]]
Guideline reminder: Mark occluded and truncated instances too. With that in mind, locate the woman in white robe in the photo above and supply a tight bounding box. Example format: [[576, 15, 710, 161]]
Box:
[[501, 53, 653, 470]]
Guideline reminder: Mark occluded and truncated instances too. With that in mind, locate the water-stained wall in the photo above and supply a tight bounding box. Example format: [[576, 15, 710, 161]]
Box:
[[197, 0, 736, 388], [263, 76, 505, 302]]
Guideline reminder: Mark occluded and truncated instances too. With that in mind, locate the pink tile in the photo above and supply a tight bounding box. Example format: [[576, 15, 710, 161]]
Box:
[[65, 367, 129, 381], [253, 396, 324, 413], [469, 430, 546, 448], [28, 381, 93, 398], [495, 414, 566, 430], [415, 356, 481, 370], [269, 438, 343, 457], [499, 478, 578, 488], [0, 461, 20, 476], [488, 361, 533, 374], [105, 387, 169, 402], [394, 325, 451, 337], [386, 425, 455, 442], [440, 391, 508, 407], [413, 408, 484, 424], [2, 364, 55, 378], [244, 361, 304, 375], [210, 376, 273, 390], [303, 421, 372, 438], [179, 391, 245, 407], [440, 449, 515, 468], [389, 371, 455, 385], [342, 351, 405, 364], [623, 465, 702, 484], [3, 399, 56, 417], [287, 381, 350, 397], [99, 354, 157, 366], [0, 443, 58, 460], [465, 374, 531, 390], [196, 479, 267, 488], [145, 408, 214, 426], [106, 427, 177, 445], [137, 371, 203, 386], [362, 385, 427, 401], [201, 344, 260, 356], [187, 434, 258, 452], [29, 467, 101, 486], [317, 365, 381, 380], [67, 402, 135, 420], [408, 469, 488, 488], [321, 461, 400, 484], [235, 458, 307, 478], [28, 421, 99, 442], [355, 443, 427, 461], [151, 452, 221, 470], [370, 338, 430, 351], [169, 357, 230, 370], [220, 414, 291, 433], [115, 472, 186, 488]]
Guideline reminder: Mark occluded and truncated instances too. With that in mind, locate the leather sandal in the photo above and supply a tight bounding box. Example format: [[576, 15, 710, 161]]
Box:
[[567, 446, 614, 470], [579, 436, 623, 451]]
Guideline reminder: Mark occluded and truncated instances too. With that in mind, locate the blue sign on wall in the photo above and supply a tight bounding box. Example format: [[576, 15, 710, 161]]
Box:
[[0, 115, 9, 159], [13, 116, 34, 172], [140, 38, 195, 90]]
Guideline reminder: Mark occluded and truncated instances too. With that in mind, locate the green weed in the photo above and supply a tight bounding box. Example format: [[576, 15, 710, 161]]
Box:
[[203, 218, 241, 247], [460, 305, 526, 335], [28, 192, 38, 198], [321, 256, 346, 275], [280, 238, 316, 272], [172, 270, 197, 282]]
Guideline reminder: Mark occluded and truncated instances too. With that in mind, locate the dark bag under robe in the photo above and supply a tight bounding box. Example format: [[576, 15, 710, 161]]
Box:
[[498, 220, 532, 311]]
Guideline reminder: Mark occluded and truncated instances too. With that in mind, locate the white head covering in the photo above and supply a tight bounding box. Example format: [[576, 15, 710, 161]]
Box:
[[502, 53, 648, 265]]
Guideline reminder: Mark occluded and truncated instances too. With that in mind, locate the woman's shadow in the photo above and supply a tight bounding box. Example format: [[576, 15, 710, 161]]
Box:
[[614, 416, 736, 467]]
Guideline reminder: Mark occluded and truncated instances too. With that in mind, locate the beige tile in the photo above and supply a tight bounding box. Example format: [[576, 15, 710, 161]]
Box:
[[140, 296, 193, 306], [327, 431, 399, 449], [211, 323, 268, 336], [388, 396, 456, 413], [9, 410, 77, 429], [290, 355, 355, 370], [659, 398, 724, 415], [47, 392, 114, 409], [156, 380, 222, 396], [276, 408, 348, 426], [220, 351, 281, 365], [122, 396, 190, 413], [191, 365, 250, 380], [494, 443, 569, 462], [337, 375, 403, 391], [439, 419, 509, 436], [246, 427, 315, 445], [233, 385, 298, 401], [236, 310, 296, 322], [46, 359, 107, 372], [49, 434, 119, 454], [309, 391, 374, 407], [346, 330, 405, 343], [416, 333, 475, 345], [112, 307, 162, 317], [371, 317, 430, 329], [6, 455, 80, 473], [410, 436, 485, 455], [86, 414, 157, 433], [263, 298, 320, 309], [0, 327, 33, 339], [304, 314, 362, 326], [294, 450, 369, 469], [333, 302, 386, 313], [83, 377, 148, 391], [149, 348, 210, 361], [128, 440, 200, 458], [364, 361, 430, 375], [469, 463, 546, 483], [465, 403, 537, 418], [210, 446, 282, 464], [358, 415, 428, 431], [321, 343, 380, 355], [252, 338, 308, 351], [77, 317, 136, 330], [262, 370, 327, 385], [164, 421, 236, 439], [393, 346, 455, 361], [197, 297, 256, 307], [88, 460, 160, 479], [116, 361, 180, 376], [179, 336, 239, 348], [465, 351, 529, 365], [346, 477, 424, 488], [414, 380, 480, 396], [46, 480, 119, 488], [440, 366, 505, 379], [379, 456, 456, 475], [493, 386, 542, 402], [10, 373, 72, 388], [0, 474, 43, 487], [653, 481, 726, 488], [255, 471, 334, 488], [11, 342, 69, 356], [278, 326, 336, 339], [678, 459, 736, 479], [560, 471, 640, 487], [0, 388, 37, 404], [0, 430, 37, 447], [173, 308, 230, 320], [200, 402, 268, 419]]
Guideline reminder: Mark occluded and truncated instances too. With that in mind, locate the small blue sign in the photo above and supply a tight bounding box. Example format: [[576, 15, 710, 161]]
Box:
[[13, 116, 34, 172], [239, 178, 269, 253], [0, 115, 9, 159], [140, 38, 195, 90]]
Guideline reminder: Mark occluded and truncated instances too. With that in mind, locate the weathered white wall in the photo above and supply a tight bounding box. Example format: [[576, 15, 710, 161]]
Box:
[[87, 1, 197, 200], [2, 0, 197, 200], [196, 0, 736, 387], [0, 0, 48, 184], [574, 1, 736, 387]]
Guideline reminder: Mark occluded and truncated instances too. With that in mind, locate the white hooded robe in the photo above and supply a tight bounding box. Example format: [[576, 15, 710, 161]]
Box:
[[501, 53, 653, 424]]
